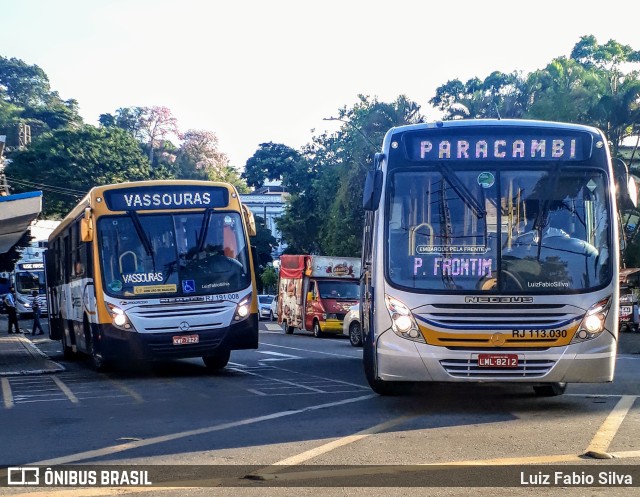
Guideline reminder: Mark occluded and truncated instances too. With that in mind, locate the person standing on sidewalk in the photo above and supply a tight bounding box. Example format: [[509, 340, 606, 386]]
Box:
[[4, 286, 21, 334], [30, 289, 44, 336]]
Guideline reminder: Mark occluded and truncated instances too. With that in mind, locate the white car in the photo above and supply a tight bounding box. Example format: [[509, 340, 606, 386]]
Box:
[[269, 296, 278, 321], [342, 303, 362, 347], [258, 295, 275, 320]]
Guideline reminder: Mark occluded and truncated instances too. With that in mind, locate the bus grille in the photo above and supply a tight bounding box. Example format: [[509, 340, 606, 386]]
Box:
[[422, 303, 576, 328], [440, 358, 555, 378], [127, 302, 233, 334]]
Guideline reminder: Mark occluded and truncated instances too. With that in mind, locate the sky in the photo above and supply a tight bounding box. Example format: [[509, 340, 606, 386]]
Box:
[[1, 0, 639, 171]]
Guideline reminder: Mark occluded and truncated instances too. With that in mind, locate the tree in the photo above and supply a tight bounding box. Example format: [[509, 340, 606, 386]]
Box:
[[0, 56, 51, 107], [570, 35, 640, 157], [99, 106, 179, 165], [242, 142, 302, 187], [260, 265, 278, 295], [174, 129, 248, 191], [430, 72, 528, 120], [252, 215, 277, 269], [525, 57, 599, 123], [5, 125, 153, 217]]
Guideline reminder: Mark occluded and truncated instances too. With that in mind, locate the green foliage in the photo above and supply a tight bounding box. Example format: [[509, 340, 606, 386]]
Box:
[[5, 125, 152, 217], [260, 265, 278, 295], [242, 142, 303, 187], [0, 56, 51, 107], [250, 216, 277, 269]]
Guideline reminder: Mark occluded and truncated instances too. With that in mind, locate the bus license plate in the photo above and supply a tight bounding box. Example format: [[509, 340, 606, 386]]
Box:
[[478, 354, 518, 368], [173, 335, 199, 345]]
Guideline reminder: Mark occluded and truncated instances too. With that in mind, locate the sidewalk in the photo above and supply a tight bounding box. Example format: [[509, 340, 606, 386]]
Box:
[[0, 315, 65, 376]]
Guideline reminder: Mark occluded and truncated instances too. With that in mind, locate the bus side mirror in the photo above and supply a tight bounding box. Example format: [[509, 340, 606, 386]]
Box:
[[80, 208, 93, 242], [363, 169, 383, 211], [307, 291, 314, 302], [242, 204, 257, 237]]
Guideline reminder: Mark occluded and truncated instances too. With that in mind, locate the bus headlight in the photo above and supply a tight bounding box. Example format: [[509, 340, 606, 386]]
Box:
[[384, 294, 424, 343], [105, 303, 132, 330], [234, 294, 252, 321], [571, 296, 611, 343]]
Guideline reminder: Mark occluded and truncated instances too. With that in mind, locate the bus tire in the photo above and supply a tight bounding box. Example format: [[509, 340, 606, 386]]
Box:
[[203, 349, 231, 370], [313, 321, 324, 338], [363, 336, 400, 395], [61, 329, 75, 360], [533, 382, 567, 397], [86, 318, 110, 372]]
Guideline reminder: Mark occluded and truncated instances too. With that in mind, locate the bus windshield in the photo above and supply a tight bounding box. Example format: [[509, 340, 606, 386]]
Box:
[[387, 166, 611, 293], [15, 271, 46, 294], [98, 211, 251, 297]]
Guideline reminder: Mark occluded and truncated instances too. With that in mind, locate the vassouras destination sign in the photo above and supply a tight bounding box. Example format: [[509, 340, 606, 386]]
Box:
[[405, 132, 589, 162], [103, 185, 229, 211]]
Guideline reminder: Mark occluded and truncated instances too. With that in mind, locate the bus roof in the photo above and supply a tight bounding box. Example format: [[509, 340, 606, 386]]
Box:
[[49, 180, 241, 242]]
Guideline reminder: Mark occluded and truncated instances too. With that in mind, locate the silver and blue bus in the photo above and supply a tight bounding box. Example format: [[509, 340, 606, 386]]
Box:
[[361, 119, 632, 396]]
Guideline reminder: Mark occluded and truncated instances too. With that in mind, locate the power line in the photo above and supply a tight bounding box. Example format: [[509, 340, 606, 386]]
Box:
[[5, 176, 87, 198]]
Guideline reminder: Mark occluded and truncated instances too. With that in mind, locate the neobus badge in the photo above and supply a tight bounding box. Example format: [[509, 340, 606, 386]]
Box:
[[103, 185, 229, 211]]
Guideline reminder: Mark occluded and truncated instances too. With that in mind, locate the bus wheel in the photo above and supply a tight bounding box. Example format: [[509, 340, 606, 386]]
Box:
[[349, 322, 363, 347], [283, 320, 294, 334], [313, 321, 324, 338], [533, 382, 567, 397], [363, 339, 400, 395], [203, 349, 231, 370], [61, 331, 75, 360], [91, 351, 110, 372]]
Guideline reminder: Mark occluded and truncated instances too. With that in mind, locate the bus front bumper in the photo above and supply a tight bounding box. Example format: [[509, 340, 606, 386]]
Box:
[[97, 315, 258, 362], [374, 328, 617, 384]]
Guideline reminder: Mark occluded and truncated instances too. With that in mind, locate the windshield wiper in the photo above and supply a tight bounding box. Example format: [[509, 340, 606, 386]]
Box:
[[196, 208, 215, 253], [438, 163, 486, 219], [128, 211, 154, 258]]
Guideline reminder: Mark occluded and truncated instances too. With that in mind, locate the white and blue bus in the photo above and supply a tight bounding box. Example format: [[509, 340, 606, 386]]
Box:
[[46, 180, 258, 371], [361, 119, 633, 396]]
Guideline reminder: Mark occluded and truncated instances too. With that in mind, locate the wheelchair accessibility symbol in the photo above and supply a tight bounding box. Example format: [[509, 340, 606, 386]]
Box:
[[182, 280, 196, 293]]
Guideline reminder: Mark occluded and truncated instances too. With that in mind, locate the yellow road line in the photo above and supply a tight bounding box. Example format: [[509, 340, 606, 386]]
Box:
[[105, 377, 144, 404], [27, 394, 375, 466], [585, 395, 636, 455], [1, 377, 13, 409], [271, 415, 416, 467], [52, 376, 79, 404]]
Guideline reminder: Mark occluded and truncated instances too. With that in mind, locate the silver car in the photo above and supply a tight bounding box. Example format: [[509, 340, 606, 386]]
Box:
[[342, 303, 362, 347], [258, 295, 275, 320]]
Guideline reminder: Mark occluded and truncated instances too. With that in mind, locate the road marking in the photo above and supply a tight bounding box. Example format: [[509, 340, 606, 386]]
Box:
[[264, 323, 282, 331], [1, 377, 13, 409], [257, 350, 301, 359], [272, 415, 416, 467], [266, 364, 369, 389], [52, 376, 79, 404], [232, 367, 326, 393], [26, 393, 376, 466], [585, 394, 636, 455], [259, 342, 360, 359], [105, 378, 144, 404]]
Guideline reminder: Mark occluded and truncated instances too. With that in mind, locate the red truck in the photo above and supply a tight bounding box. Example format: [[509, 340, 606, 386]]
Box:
[[276, 255, 361, 337]]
